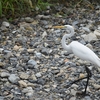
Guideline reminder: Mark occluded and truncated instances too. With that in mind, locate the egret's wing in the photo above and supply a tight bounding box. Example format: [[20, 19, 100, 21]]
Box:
[[70, 41, 100, 67]]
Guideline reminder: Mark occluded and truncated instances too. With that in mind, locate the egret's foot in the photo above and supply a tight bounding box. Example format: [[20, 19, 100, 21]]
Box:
[[76, 91, 89, 97]]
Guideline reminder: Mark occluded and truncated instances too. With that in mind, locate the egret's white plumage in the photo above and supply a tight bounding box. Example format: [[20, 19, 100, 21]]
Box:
[[61, 25, 100, 67]]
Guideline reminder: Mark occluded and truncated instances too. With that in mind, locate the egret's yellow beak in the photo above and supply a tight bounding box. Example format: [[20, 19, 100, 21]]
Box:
[[53, 25, 66, 29]]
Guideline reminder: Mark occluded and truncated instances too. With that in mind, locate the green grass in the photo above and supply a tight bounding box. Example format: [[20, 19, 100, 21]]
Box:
[[0, 0, 52, 18], [0, 0, 99, 19], [36, 0, 52, 10], [0, 1, 2, 16], [0, 0, 32, 18]]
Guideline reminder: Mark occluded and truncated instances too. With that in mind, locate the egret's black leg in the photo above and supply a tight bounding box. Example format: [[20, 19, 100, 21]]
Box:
[[83, 66, 92, 95], [76, 66, 92, 96], [66, 66, 92, 96]]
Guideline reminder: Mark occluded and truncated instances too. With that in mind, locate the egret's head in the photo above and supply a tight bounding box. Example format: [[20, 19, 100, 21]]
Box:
[[64, 25, 74, 30], [53, 25, 75, 38], [53, 25, 74, 30]]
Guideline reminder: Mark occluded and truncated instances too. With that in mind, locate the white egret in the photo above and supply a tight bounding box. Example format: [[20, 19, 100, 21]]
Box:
[[54, 25, 100, 96]]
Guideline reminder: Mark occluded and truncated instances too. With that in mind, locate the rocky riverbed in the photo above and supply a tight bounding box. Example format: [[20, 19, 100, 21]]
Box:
[[0, 3, 100, 100]]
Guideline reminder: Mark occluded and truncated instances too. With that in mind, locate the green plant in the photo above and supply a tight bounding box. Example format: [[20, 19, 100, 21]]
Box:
[[36, 0, 52, 10], [0, 1, 2, 16], [0, 0, 32, 18]]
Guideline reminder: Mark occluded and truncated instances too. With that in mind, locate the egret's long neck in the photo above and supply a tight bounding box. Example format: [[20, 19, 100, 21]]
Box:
[[61, 27, 74, 51], [61, 34, 70, 51]]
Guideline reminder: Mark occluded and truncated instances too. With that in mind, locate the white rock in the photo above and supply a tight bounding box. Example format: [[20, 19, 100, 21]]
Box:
[[27, 49, 34, 53], [13, 45, 20, 51], [42, 31, 47, 38], [93, 83, 100, 89], [71, 84, 78, 88], [2, 21, 10, 27], [44, 42, 49, 47], [0, 48, 4, 53], [12, 30, 17, 33], [0, 72, 10, 77], [44, 88, 50, 92], [81, 33, 97, 42], [82, 27, 90, 32], [70, 89, 77, 96], [35, 72, 42, 78]]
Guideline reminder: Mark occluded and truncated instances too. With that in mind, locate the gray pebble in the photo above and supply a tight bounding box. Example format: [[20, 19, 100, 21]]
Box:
[[3, 50, 11, 53], [37, 78, 45, 85], [41, 48, 49, 55], [84, 96, 92, 100], [8, 74, 19, 83], [25, 17, 33, 23], [22, 87, 34, 97], [10, 58, 17, 61], [52, 69, 60, 74], [0, 96, 4, 100], [28, 59, 37, 66], [35, 52, 42, 58]]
